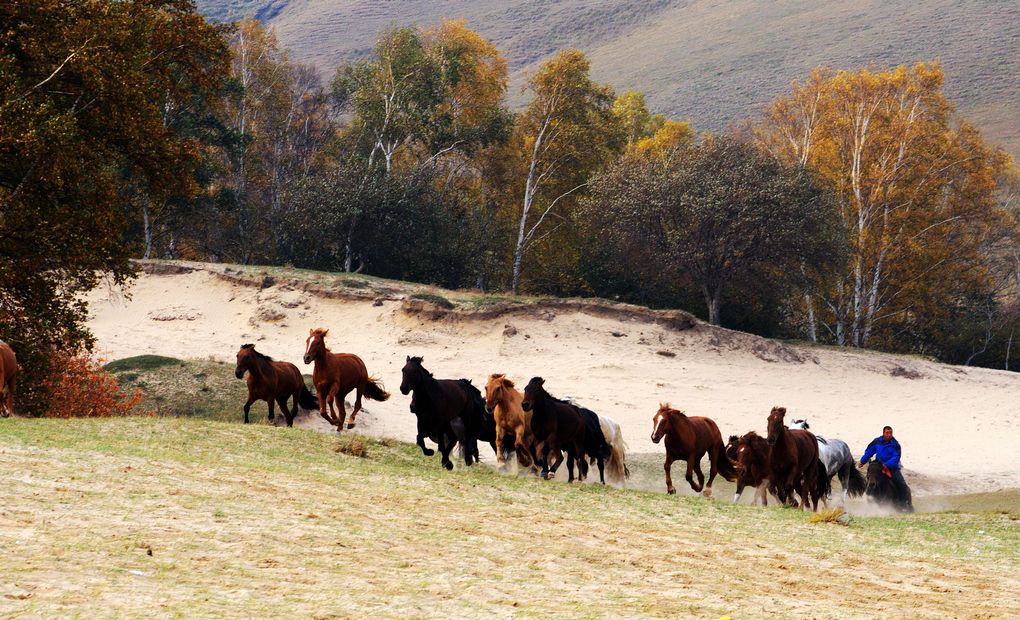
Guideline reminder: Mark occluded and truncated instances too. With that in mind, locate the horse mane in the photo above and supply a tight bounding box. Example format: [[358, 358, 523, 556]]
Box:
[[310, 328, 328, 336], [240, 343, 273, 362], [659, 403, 686, 417], [489, 373, 514, 389]]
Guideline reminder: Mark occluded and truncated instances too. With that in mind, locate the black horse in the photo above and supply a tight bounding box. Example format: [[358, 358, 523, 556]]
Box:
[[521, 377, 610, 483], [865, 461, 914, 512], [399, 356, 479, 470]]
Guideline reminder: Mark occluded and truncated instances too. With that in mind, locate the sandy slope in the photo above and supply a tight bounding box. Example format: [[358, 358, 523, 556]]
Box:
[[85, 266, 1020, 495]]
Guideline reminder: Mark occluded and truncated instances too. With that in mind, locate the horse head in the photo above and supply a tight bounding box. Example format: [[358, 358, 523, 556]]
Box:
[[304, 328, 328, 364], [235, 343, 256, 379], [520, 377, 546, 412], [650, 403, 678, 444], [484, 373, 513, 415], [400, 356, 426, 395], [766, 406, 787, 446]]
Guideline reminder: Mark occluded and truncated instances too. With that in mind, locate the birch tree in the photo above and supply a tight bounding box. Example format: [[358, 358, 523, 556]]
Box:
[[758, 63, 1013, 348], [508, 49, 621, 294]]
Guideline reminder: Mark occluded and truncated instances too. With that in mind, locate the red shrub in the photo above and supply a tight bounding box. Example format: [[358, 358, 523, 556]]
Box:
[[41, 352, 149, 418]]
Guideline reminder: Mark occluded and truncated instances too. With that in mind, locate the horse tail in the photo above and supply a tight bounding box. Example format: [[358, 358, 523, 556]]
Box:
[[715, 442, 738, 482], [844, 460, 867, 498], [815, 460, 832, 503], [298, 385, 319, 410], [363, 378, 390, 402]]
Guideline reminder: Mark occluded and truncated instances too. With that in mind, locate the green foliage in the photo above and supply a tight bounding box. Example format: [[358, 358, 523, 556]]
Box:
[[0, 0, 230, 413], [103, 355, 184, 374]]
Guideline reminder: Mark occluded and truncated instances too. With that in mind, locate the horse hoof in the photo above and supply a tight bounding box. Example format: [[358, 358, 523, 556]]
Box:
[[423, 448, 435, 457], [443, 462, 453, 471], [667, 488, 676, 495], [346, 423, 355, 429]]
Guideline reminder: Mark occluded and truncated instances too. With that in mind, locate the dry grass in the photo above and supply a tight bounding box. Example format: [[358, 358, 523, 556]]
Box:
[[1, 418, 1018, 618]]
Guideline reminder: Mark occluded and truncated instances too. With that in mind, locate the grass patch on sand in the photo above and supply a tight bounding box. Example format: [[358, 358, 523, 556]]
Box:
[[0, 417, 1018, 618]]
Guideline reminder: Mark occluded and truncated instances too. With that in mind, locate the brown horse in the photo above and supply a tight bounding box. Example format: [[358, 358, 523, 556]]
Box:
[[235, 344, 318, 426], [0, 339, 18, 417], [726, 432, 772, 505], [765, 406, 821, 511], [303, 329, 390, 432], [484, 374, 539, 471], [650, 403, 736, 496]]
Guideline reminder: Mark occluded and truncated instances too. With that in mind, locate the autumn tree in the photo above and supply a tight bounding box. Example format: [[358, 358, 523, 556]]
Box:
[[584, 136, 844, 325], [0, 0, 229, 413], [757, 63, 1015, 348], [507, 49, 623, 293]]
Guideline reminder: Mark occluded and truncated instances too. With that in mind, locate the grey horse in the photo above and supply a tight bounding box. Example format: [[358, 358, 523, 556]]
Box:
[[790, 419, 867, 503]]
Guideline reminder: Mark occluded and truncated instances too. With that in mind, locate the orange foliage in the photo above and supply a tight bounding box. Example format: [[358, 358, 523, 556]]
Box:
[[41, 353, 149, 418]]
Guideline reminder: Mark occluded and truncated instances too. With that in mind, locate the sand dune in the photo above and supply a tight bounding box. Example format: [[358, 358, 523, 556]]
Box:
[[86, 263, 1020, 495]]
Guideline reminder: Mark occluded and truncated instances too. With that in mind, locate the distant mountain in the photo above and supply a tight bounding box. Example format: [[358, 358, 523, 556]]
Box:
[[197, 0, 1020, 157]]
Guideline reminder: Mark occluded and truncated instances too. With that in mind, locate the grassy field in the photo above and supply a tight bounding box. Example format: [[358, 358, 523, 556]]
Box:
[[1, 416, 1018, 618], [195, 0, 1020, 157]]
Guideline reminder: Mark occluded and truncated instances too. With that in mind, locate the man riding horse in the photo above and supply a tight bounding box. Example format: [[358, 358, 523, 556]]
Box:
[[859, 425, 912, 511]]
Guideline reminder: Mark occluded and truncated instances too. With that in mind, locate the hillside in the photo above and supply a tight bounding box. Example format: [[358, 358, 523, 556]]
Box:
[[195, 0, 1020, 156], [83, 260, 1020, 497], [2, 418, 1018, 617]]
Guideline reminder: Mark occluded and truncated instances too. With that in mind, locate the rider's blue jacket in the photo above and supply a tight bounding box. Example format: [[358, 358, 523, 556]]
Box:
[[860, 436, 901, 469]]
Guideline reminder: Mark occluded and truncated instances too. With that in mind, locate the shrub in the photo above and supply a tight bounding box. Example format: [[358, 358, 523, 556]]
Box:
[[43, 352, 150, 418]]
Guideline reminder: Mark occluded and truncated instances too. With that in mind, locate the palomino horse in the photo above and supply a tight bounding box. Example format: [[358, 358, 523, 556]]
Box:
[[0, 339, 17, 417], [790, 418, 867, 503], [484, 374, 539, 471], [765, 406, 823, 511], [651, 404, 736, 497], [595, 415, 630, 485], [400, 356, 480, 470], [521, 377, 610, 483], [865, 460, 914, 512], [303, 329, 389, 431], [235, 344, 318, 426], [726, 432, 772, 505]]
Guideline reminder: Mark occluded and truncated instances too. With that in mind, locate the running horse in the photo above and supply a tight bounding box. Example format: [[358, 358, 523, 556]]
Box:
[[765, 406, 825, 511], [400, 356, 480, 470], [521, 377, 610, 483], [235, 344, 318, 426], [726, 432, 772, 505], [303, 329, 390, 431], [650, 403, 736, 497], [484, 374, 539, 471], [790, 418, 867, 504], [0, 339, 18, 417]]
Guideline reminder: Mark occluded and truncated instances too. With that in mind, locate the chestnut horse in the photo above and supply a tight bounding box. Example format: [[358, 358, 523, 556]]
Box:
[[484, 374, 539, 471], [521, 377, 610, 483], [651, 404, 736, 496], [726, 432, 772, 505], [303, 329, 389, 432], [235, 344, 318, 426], [400, 356, 479, 470], [765, 406, 822, 511], [0, 339, 17, 417]]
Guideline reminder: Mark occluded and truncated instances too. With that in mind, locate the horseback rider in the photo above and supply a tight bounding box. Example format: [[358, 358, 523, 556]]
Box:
[[859, 425, 912, 510]]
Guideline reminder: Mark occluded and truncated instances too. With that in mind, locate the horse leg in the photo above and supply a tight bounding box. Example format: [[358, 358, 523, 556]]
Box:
[[596, 456, 606, 485], [664, 455, 676, 495], [348, 387, 363, 429], [566, 451, 575, 483], [704, 449, 719, 498], [438, 430, 454, 471], [333, 388, 349, 431], [685, 456, 703, 494], [546, 444, 564, 480], [316, 386, 334, 425], [733, 479, 745, 504], [278, 396, 294, 427], [243, 398, 254, 424], [756, 481, 769, 506], [266, 398, 277, 424], [287, 392, 299, 427]]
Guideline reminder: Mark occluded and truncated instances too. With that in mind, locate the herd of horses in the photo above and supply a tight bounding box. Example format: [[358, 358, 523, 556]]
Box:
[[233, 329, 912, 512], [0, 334, 911, 511]]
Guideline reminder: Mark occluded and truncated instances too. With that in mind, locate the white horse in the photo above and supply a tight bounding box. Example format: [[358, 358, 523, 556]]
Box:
[[790, 419, 866, 503]]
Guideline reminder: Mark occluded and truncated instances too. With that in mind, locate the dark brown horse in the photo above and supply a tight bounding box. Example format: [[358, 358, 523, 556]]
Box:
[[399, 356, 479, 470], [235, 344, 318, 426], [303, 329, 389, 432], [865, 461, 914, 512], [765, 406, 822, 511], [726, 432, 772, 505], [651, 404, 736, 496], [521, 377, 610, 483], [0, 339, 18, 417]]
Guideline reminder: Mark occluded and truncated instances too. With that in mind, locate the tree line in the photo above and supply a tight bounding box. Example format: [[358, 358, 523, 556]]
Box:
[[2, 1, 1018, 412]]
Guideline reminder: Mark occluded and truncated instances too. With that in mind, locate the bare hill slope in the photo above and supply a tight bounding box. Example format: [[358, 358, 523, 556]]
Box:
[[196, 0, 1020, 156]]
